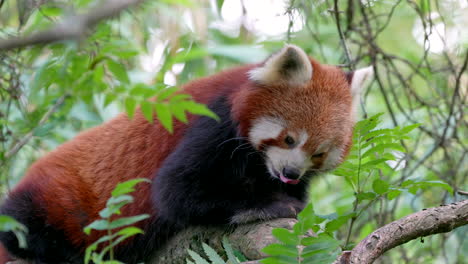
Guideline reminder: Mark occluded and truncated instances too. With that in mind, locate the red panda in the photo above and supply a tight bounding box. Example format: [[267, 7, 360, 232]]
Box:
[[0, 44, 373, 263]]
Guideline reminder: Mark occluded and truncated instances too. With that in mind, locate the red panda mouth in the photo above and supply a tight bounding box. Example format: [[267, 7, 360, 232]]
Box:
[[277, 171, 300, 185]]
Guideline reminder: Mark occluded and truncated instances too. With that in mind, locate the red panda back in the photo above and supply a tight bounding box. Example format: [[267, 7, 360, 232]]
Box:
[[7, 65, 253, 248]]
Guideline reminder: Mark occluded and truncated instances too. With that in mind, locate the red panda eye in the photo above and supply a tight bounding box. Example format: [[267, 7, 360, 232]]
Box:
[[284, 136, 295, 147], [312, 152, 325, 158]]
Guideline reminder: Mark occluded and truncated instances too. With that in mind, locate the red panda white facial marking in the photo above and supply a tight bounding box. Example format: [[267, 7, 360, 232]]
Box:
[[264, 130, 310, 184], [248, 117, 285, 148], [249, 118, 314, 184]]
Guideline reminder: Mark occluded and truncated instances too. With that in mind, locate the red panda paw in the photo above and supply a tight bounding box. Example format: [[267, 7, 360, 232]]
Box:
[[229, 198, 305, 224]]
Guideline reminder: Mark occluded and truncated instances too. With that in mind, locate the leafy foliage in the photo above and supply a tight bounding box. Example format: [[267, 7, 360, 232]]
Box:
[[83, 179, 150, 264], [334, 114, 452, 206], [261, 204, 341, 264], [186, 237, 243, 264]]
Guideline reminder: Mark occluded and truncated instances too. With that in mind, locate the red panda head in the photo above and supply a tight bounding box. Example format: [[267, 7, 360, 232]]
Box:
[[232, 44, 373, 184]]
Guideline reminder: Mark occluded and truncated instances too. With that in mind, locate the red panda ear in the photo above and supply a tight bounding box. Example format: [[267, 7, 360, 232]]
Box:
[[248, 44, 312, 87], [349, 66, 373, 98], [348, 66, 374, 118]]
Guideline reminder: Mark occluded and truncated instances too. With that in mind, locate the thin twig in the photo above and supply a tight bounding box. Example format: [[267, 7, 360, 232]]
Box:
[[332, 0, 353, 68], [5, 94, 69, 158], [0, 0, 144, 51]]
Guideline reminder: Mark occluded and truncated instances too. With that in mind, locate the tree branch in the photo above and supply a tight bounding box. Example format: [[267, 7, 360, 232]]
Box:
[[150, 218, 298, 264], [7, 201, 468, 263], [0, 0, 144, 51], [335, 199, 468, 264]]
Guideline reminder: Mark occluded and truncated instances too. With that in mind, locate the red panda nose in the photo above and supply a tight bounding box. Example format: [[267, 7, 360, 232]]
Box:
[[282, 167, 301, 180]]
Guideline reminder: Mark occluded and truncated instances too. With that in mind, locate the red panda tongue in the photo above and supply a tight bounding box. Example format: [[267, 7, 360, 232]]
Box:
[[279, 173, 300, 185]]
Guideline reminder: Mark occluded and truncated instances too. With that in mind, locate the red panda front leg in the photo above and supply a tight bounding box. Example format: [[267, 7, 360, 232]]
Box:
[[229, 194, 306, 224]]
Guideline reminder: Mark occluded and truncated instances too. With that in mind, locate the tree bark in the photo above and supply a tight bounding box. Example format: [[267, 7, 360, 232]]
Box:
[[150, 218, 298, 264], [335, 199, 468, 264]]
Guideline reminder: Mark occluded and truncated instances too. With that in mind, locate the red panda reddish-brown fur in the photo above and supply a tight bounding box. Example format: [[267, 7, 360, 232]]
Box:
[[0, 45, 372, 263]]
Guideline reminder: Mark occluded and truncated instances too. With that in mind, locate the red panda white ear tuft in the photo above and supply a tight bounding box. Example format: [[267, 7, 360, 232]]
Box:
[[248, 44, 312, 87], [349, 66, 374, 118], [350, 66, 373, 98]]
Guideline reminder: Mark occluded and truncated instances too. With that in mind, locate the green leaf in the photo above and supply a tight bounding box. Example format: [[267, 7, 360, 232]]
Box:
[[107, 195, 134, 206], [260, 256, 299, 264], [33, 123, 55, 137], [104, 93, 117, 107], [116, 226, 144, 237], [187, 249, 210, 264], [372, 179, 390, 195], [130, 84, 155, 98], [183, 101, 219, 121], [93, 64, 105, 82], [84, 219, 110, 234], [99, 207, 117, 219], [294, 203, 324, 234], [155, 103, 173, 133], [399, 123, 421, 134], [216, 0, 224, 14], [222, 237, 239, 264], [262, 244, 298, 258], [362, 143, 405, 158], [157, 86, 179, 101], [271, 228, 299, 245], [301, 234, 340, 257], [409, 185, 419, 194], [325, 213, 355, 232], [233, 250, 247, 262], [107, 60, 130, 84], [401, 179, 415, 187], [40, 6, 63, 17], [202, 243, 226, 264], [361, 158, 392, 169], [400, 180, 454, 195], [108, 214, 150, 229], [170, 103, 189, 123], [415, 180, 453, 194], [141, 101, 155, 123], [114, 50, 139, 59], [303, 250, 340, 264], [100, 195, 134, 217], [362, 135, 396, 149], [361, 128, 394, 141], [125, 97, 137, 118], [332, 166, 355, 177], [111, 179, 150, 197], [387, 189, 402, 200], [354, 113, 383, 136]]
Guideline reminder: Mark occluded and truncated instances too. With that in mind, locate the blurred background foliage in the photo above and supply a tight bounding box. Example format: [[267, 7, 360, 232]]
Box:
[[0, 0, 466, 263]]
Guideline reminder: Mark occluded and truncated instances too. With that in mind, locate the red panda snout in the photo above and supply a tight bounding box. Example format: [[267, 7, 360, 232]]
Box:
[[248, 115, 349, 184]]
